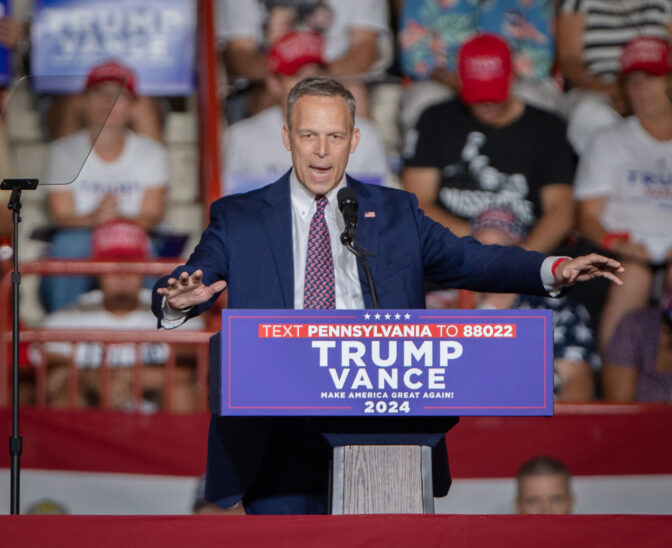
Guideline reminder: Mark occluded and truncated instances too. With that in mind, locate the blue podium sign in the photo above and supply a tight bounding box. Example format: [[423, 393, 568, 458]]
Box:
[[211, 309, 554, 417], [30, 0, 195, 95]]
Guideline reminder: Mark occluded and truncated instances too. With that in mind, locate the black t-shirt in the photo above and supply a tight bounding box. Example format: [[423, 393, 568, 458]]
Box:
[[403, 99, 576, 231]]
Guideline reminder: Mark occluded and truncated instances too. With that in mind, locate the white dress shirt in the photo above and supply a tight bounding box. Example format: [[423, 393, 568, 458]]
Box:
[[290, 170, 364, 310]]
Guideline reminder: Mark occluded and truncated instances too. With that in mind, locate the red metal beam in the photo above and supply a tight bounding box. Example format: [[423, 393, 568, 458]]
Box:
[[197, 0, 222, 214]]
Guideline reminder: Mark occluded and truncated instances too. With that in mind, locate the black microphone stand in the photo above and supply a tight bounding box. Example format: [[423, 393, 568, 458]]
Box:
[[340, 228, 380, 309], [2, 177, 39, 515]]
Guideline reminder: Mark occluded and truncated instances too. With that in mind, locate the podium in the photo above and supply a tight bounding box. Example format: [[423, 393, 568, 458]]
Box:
[[210, 309, 553, 514], [315, 420, 454, 513]]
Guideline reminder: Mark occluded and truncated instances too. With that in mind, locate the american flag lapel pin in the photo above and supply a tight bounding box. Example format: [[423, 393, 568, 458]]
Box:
[[364, 211, 376, 218]]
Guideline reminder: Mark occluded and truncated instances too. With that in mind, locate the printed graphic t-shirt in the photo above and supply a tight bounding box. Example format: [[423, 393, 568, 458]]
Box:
[[403, 99, 575, 230]]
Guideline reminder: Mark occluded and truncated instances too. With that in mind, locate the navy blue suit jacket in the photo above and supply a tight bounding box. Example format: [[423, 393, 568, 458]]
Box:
[[153, 171, 546, 319], [152, 171, 548, 511]]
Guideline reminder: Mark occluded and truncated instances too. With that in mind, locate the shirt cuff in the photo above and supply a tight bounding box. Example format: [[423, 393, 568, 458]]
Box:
[[541, 256, 571, 296], [160, 296, 191, 329]]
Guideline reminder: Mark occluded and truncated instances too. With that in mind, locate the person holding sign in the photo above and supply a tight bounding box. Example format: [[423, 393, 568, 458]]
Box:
[[152, 77, 623, 515]]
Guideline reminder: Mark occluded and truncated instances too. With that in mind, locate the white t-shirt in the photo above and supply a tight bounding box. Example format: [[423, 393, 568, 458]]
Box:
[[217, 0, 390, 70], [222, 105, 390, 195], [574, 116, 672, 261], [45, 130, 169, 218], [39, 289, 205, 368]]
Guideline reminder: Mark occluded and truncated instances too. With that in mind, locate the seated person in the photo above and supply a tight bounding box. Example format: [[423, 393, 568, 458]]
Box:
[[556, 0, 672, 154], [402, 33, 575, 253], [217, 0, 391, 120], [603, 292, 672, 402], [41, 60, 169, 312], [223, 30, 390, 195], [515, 455, 575, 514], [574, 37, 672, 350], [471, 209, 598, 402], [398, 0, 560, 135], [39, 220, 203, 411]]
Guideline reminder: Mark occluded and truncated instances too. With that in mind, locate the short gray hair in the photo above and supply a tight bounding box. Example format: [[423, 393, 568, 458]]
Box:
[[286, 77, 356, 130]]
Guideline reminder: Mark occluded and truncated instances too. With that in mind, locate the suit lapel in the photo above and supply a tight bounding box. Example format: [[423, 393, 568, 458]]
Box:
[[261, 173, 294, 308], [347, 177, 379, 308]]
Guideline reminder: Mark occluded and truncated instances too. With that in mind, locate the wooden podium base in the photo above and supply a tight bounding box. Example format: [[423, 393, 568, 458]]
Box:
[[331, 445, 434, 514]]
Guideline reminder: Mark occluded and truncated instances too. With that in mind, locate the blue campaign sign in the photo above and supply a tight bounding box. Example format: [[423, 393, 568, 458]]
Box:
[[211, 309, 554, 417], [30, 0, 195, 95], [0, 0, 11, 87]]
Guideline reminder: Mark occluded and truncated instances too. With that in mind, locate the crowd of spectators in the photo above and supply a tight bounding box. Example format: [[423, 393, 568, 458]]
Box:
[[1, 0, 671, 411]]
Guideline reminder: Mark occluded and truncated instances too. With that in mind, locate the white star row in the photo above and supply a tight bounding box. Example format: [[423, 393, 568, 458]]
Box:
[[362, 313, 412, 320]]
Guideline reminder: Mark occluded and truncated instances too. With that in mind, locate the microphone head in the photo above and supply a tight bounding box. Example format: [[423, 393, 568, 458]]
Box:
[[337, 187, 358, 212]]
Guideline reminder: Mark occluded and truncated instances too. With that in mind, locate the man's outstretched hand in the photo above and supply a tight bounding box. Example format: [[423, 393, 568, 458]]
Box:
[[157, 269, 227, 311], [554, 254, 624, 287]]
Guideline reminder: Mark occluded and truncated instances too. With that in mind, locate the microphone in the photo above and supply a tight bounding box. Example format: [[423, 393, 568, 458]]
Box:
[[336, 187, 379, 308], [337, 187, 358, 244]]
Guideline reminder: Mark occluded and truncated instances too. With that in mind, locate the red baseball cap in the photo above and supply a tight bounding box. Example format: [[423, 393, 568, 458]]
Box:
[[458, 33, 512, 104], [92, 220, 150, 260], [85, 60, 138, 97], [268, 31, 326, 76], [470, 208, 527, 243], [620, 36, 672, 76]]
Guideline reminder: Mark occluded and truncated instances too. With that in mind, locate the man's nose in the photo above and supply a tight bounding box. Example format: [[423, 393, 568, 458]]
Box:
[[315, 136, 328, 157], [538, 499, 552, 514]]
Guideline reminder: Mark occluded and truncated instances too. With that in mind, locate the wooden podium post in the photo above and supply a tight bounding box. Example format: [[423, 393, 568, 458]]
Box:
[[318, 425, 449, 514], [331, 445, 433, 514]]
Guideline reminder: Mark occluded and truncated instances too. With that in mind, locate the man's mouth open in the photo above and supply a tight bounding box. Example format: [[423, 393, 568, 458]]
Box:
[[310, 165, 332, 177]]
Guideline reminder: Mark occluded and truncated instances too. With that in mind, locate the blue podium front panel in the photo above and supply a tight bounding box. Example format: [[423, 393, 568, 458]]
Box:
[[210, 309, 553, 417]]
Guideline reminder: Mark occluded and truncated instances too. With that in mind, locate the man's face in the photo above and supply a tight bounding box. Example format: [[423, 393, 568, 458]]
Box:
[[282, 94, 360, 195], [85, 81, 134, 128], [624, 71, 672, 119], [469, 100, 511, 126], [516, 473, 574, 514], [99, 272, 143, 313]]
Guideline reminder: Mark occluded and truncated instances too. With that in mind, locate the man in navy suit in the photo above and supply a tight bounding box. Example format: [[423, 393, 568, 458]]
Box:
[[153, 77, 622, 515]]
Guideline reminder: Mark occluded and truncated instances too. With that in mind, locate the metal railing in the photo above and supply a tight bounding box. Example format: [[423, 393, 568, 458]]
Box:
[[0, 259, 214, 411]]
